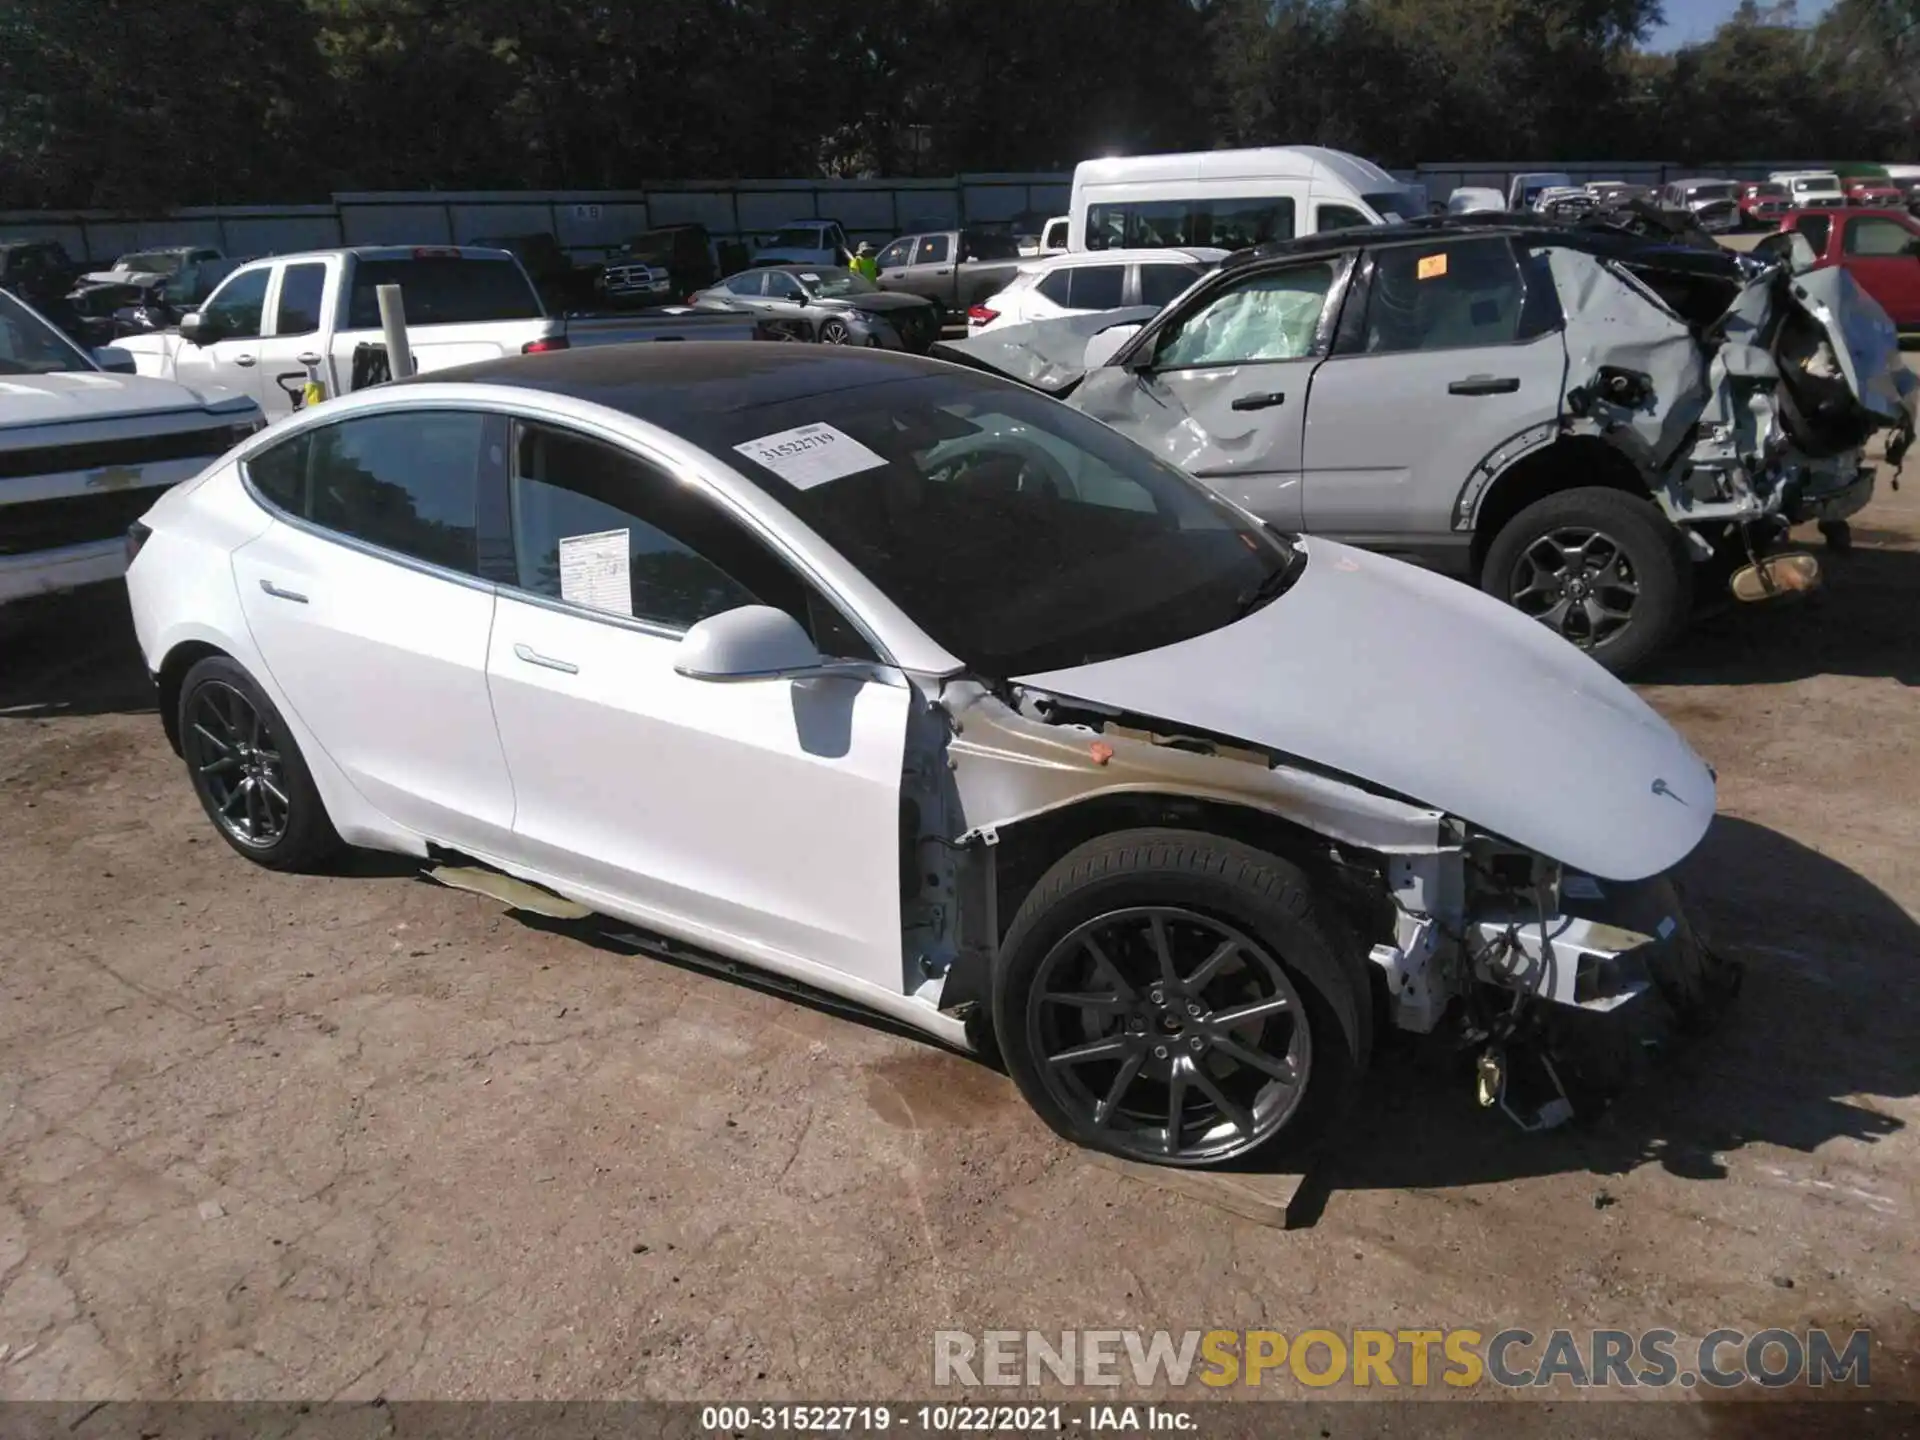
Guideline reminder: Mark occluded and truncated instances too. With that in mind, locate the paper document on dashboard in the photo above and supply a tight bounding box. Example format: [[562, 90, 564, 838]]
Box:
[[558, 529, 632, 614]]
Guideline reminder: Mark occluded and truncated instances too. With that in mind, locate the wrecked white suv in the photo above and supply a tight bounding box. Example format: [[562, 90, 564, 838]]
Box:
[[939, 217, 1916, 675], [127, 344, 1738, 1168]]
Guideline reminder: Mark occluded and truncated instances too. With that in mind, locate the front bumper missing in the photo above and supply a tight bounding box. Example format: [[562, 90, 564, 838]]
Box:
[[1464, 874, 1743, 1130], [1468, 874, 1741, 1026]]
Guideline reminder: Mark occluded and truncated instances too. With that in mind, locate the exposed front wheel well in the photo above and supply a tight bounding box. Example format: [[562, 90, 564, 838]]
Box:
[[1469, 437, 1652, 579], [156, 641, 230, 755]]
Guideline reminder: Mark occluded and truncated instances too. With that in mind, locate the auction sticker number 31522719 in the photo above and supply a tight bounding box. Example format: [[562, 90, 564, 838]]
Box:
[[734, 423, 888, 491]]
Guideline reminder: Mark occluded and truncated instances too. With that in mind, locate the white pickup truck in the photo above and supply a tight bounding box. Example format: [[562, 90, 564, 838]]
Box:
[[115, 245, 763, 422], [1, 288, 261, 608]]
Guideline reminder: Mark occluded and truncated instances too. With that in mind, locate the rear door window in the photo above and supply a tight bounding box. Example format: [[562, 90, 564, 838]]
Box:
[[272, 263, 328, 337], [1358, 238, 1525, 354], [1844, 216, 1914, 256], [249, 411, 492, 576], [915, 235, 952, 266], [1066, 265, 1125, 309], [1137, 263, 1202, 308]]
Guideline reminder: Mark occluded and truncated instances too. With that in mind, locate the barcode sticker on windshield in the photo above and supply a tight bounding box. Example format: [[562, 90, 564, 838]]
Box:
[[734, 423, 886, 491]]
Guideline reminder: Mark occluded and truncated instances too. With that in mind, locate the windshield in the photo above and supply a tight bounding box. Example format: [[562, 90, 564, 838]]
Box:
[[797, 268, 876, 298], [770, 227, 827, 248], [1750, 183, 1787, 198], [1361, 190, 1416, 222], [1794, 176, 1840, 193], [0, 291, 93, 374], [1688, 183, 1737, 201], [696, 370, 1301, 675]]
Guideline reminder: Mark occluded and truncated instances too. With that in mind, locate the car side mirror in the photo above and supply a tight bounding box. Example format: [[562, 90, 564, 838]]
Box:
[[93, 345, 136, 374], [179, 310, 210, 345], [673, 605, 855, 682]]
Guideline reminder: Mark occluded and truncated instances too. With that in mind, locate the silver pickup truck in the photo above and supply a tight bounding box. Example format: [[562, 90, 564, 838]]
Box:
[[115, 246, 764, 422], [873, 230, 1029, 323]]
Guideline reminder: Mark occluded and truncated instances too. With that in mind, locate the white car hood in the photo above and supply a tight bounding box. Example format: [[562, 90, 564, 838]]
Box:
[[1014, 537, 1715, 881], [0, 370, 251, 428]]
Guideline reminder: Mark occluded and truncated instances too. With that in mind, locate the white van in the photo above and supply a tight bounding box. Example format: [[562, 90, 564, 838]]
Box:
[[1068, 146, 1424, 253]]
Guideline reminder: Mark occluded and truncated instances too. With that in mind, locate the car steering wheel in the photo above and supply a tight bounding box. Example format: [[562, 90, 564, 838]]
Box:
[[946, 437, 1074, 499]]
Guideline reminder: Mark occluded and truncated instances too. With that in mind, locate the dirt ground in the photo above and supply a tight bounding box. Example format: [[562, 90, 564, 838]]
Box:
[[2, 479, 1917, 1417]]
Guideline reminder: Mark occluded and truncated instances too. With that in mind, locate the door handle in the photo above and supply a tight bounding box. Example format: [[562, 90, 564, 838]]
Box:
[[234, 354, 258, 368], [296, 351, 322, 366], [934, 268, 952, 276], [1448, 375, 1520, 395], [1230, 391, 1287, 411], [258, 579, 308, 603], [513, 642, 579, 675]]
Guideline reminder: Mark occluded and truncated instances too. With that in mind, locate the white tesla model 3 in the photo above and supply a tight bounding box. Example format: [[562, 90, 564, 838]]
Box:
[[125, 345, 1738, 1168]]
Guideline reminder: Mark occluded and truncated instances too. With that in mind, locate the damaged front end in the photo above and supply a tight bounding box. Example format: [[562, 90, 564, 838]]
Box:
[[921, 674, 1739, 1135]]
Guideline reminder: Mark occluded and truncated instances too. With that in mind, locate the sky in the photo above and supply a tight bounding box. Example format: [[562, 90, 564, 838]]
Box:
[[1646, 0, 1835, 50]]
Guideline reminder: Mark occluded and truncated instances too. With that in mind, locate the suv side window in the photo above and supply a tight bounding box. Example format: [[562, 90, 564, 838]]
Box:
[[200, 267, 272, 341], [507, 421, 876, 657], [247, 411, 491, 576], [1153, 260, 1339, 367], [1066, 264, 1125, 309], [1036, 269, 1073, 306], [1844, 216, 1913, 256], [1358, 238, 1525, 354]]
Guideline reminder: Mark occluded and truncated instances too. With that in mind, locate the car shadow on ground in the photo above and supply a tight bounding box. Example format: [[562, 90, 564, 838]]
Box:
[[1285, 814, 1918, 1221], [1642, 531, 1920, 687], [0, 583, 155, 719]]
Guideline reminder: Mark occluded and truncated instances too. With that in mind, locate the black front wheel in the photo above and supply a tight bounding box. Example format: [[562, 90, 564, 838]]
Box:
[[1481, 486, 1691, 676], [178, 655, 341, 870], [993, 830, 1367, 1168]]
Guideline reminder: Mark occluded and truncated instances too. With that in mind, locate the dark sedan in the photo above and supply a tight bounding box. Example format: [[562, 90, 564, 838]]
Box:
[[689, 265, 941, 353]]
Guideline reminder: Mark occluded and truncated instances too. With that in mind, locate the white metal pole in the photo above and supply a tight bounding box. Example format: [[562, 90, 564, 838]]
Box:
[[375, 283, 415, 379]]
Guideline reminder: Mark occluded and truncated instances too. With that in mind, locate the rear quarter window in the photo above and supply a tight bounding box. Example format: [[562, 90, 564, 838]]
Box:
[[345, 258, 542, 328]]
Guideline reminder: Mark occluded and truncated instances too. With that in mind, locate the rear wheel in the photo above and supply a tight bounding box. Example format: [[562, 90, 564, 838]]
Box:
[[993, 829, 1367, 1168], [1482, 486, 1691, 675], [178, 655, 341, 870]]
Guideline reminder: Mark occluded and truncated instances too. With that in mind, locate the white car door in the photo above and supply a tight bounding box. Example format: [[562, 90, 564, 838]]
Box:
[[252, 258, 339, 420], [171, 262, 274, 407], [230, 407, 518, 853], [481, 418, 914, 995]]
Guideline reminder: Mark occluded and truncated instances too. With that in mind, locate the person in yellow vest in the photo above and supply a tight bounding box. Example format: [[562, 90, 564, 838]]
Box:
[[849, 242, 879, 282]]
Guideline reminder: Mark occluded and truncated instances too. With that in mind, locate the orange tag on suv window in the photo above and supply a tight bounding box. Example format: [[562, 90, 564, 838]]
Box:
[[1417, 253, 1448, 280]]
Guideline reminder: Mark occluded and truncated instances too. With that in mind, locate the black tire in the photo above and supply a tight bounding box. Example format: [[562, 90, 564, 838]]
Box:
[[817, 317, 852, 345], [177, 655, 342, 871], [992, 828, 1368, 1169], [1481, 486, 1692, 676]]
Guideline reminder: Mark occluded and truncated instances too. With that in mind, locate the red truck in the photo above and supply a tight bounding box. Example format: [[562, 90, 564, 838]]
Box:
[[1768, 207, 1920, 331], [1736, 181, 1791, 228], [1844, 177, 1907, 208]]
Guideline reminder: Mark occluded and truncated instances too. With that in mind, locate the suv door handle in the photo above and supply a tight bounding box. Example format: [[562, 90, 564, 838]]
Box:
[[258, 579, 308, 603], [1448, 375, 1520, 395], [1230, 391, 1287, 411], [513, 642, 579, 675], [234, 354, 257, 368]]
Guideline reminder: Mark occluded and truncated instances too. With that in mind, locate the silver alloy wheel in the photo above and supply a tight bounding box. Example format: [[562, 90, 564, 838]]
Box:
[[186, 681, 291, 848], [1028, 906, 1311, 1164], [1509, 525, 1641, 648], [818, 317, 852, 344]]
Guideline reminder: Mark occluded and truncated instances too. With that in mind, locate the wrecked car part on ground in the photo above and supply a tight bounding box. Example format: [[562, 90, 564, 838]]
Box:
[[131, 345, 1738, 1171], [934, 214, 1916, 676]]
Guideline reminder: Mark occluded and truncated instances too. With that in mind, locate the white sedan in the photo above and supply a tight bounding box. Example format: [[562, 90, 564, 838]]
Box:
[[967, 248, 1227, 334], [126, 344, 1739, 1168]]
